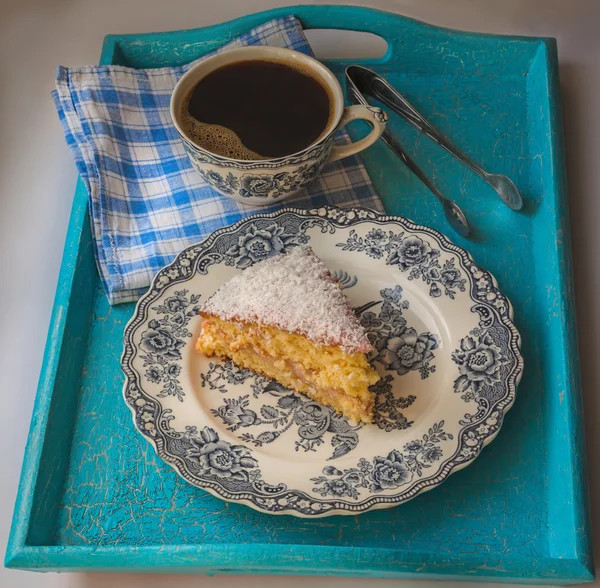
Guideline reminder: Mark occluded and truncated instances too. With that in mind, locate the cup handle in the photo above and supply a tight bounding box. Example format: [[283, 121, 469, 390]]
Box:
[[328, 105, 388, 162]]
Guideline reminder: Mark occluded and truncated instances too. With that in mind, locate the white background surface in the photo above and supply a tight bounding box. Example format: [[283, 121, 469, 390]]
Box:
[[1, 0, 599, 586]]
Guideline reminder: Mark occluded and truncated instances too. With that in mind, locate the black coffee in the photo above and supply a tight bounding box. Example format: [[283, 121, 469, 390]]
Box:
[[181, 60, 332, 160]]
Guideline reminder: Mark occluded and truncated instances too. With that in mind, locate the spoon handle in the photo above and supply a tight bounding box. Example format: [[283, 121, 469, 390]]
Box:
[[370, 78, 490, 182], [348, 85, 470, 237], [349, 85, 447, 203], [382, 130, 446, 204], [348, 87, 433, 192], [382, 130, 470, 237]]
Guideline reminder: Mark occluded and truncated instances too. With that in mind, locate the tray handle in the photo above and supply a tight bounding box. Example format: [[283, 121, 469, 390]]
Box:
[[286, 6, 436, 63]]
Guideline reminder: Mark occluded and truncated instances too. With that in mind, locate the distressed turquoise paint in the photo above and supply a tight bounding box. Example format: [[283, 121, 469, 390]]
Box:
[[526, 41, 593, 567], [5, 5, 593, 583]]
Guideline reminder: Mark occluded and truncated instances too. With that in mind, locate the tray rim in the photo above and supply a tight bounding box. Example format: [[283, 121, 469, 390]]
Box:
[[5, 4, 593, 583]]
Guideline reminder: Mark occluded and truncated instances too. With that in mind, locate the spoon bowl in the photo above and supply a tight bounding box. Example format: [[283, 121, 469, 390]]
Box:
[[443, 199, 471, 238], [485, 174, 523, 210]]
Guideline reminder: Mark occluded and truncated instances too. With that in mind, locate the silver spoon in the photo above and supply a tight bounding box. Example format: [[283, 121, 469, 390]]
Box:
[[346, 72, 471, 238], [346, 65, 523, 211]]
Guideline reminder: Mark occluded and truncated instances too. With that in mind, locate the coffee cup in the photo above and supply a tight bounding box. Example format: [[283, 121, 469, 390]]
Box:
[[170, 46, 387, 205]]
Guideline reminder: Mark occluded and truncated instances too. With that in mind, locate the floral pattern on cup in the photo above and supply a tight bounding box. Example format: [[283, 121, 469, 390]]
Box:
[[195, 162, 324, 201]]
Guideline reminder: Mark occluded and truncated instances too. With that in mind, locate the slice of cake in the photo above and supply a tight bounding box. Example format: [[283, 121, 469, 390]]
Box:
[[196, 246, 379, 423]]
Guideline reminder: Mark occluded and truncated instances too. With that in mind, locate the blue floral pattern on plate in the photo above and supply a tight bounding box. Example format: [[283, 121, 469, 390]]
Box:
[[338, 228, 467, 298], [122, 207, 523, 517]]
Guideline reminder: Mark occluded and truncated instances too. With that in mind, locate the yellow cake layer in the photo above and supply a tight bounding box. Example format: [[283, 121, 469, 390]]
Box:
[[196, 315, 379, 423]]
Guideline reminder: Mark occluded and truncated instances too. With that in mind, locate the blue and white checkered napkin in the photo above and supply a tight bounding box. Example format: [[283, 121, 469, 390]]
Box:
[[53, 16, 383, 304]]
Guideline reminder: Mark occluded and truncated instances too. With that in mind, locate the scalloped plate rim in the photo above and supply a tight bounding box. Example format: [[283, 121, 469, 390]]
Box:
[[121, 206, 523, 517]]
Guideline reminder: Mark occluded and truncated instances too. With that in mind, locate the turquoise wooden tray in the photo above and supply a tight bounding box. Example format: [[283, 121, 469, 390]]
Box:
[[6, 5, 594, 583]]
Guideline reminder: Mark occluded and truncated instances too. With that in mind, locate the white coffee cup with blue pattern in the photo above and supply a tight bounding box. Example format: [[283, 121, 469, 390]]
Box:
[[171, 46, 387, 205]]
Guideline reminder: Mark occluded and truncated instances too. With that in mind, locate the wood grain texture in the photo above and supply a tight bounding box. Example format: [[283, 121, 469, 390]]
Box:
[[5, 4, 593, 583]]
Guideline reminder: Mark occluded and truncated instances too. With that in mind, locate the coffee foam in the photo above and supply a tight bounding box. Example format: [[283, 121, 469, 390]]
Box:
[[180, 113, 266, 160]]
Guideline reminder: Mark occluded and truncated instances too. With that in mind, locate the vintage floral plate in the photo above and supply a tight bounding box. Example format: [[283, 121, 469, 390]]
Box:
[[122, 207, 523, 517]]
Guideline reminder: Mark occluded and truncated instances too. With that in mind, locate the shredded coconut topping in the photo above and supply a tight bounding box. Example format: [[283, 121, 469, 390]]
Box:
[[201, 246, 372, 353]]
